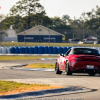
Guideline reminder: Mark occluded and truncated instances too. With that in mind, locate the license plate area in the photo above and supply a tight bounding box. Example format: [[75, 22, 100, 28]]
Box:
[[87, 65, 94, 69]]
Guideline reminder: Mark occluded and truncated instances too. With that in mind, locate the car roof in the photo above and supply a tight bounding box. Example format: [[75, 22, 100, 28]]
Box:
[[71, 47, 98, 50]]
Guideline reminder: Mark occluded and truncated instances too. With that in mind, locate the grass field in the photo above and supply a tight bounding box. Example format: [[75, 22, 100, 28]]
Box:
[[23, 63, 55, 69], [0, 42, 99, 47], [0, 81, 62, 96], [0, 56, 57, 60], [0, 81, 46, 93]]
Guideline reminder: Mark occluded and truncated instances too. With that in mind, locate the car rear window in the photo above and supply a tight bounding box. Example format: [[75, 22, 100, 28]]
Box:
[[73, 48, 99, 55]]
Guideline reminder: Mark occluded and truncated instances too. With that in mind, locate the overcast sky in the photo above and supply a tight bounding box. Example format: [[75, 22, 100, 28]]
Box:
[[0, 0, 100, 19]]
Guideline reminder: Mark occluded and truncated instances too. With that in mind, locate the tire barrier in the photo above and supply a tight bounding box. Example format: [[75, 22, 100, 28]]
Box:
[[34, 46, 38, 54], [15, 47, 19, 54], [19, 47, 25, 54], [10, 47, 15, 54], [53, 47, 58, 54], [44, 46, 48, 54], [25, 47, 29, 54], [29, 47, 34, 54], [58, 47, 63, 54], [0, 46, 73, 54], [1, 47, 7, 54], [7, 47, 10, 54], [68, 47, 72, 50], [48, 46, 53, 54], [38, 46, 44, 54], [63, 47, 68, 54], [0, 46, 100, 54], [0, 47, 2, 53]]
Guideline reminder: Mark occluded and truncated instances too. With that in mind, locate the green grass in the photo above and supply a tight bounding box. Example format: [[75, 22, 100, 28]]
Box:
[[0, 42, 99, 47], [0, 56, 57, 60], [24, 63, 55, 69], [0, 80, 49, 93]]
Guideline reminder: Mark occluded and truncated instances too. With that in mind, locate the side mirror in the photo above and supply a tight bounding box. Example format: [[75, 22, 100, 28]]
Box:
[[60, 53, 65, 57], [66, 54, 68, 56]]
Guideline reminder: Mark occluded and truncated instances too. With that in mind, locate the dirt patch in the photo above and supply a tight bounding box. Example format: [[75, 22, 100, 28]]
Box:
[[0, 86, 63, 96], [22, 63, 55, 69], [22, 65, 31, 68]]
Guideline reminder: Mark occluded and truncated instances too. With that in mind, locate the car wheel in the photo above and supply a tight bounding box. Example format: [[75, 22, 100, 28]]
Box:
[[55, 62, 62, 74], [65, 62, 72, 75], [89, 72, 95, 76]]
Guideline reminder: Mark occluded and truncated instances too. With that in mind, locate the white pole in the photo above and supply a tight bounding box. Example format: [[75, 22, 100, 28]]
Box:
[[73, 33, 74, 46], [48, 29, 50, 46], [24, 32, 26, 46]]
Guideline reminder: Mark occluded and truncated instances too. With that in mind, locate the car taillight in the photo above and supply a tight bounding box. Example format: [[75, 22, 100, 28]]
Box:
[[75, 57, 82, 60]]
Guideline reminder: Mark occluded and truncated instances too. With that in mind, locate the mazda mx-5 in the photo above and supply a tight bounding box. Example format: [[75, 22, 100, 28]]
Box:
[[55, 47, 100, 76]]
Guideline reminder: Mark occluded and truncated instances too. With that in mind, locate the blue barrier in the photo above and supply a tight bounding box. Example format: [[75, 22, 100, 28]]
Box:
[[53, 47, 58, 54], [19, 47, 25, 54], [44, 46, 48, 54], [10, 47, 15, 54], [63, 47, 68, 54], [29, 47, 34, 54], [58, 47, 63, 54], [48, 46, 53, 54], [0, 46, 72, 54], [68, 47, 72, 50], [15, 47, 19, 54], [38, 46, 44, 54], [34, 46, 38, 54], [25, 47, 29, 54]]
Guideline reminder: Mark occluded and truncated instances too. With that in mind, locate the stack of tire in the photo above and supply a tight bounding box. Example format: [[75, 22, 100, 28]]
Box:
[[53, 47, 58, 54], [48, 46, 53, 54], [58, 47, 63, 54], [19, 47, 25, 54], [29, 47, 34, 54], [44, 46, 48, 54], [0, 46, 72, 54], [34, 46, 38, 54], [38, 46, 44, 54]]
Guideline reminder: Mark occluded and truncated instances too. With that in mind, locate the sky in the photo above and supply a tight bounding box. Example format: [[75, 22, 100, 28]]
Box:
[[0, 0, 100, 19]]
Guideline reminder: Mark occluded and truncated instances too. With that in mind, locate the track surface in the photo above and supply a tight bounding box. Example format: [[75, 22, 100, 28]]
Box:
[[0, 69, 100, 79], [0, 60, 100, 100]]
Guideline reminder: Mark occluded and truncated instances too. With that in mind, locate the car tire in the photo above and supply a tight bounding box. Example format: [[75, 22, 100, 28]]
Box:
[[89, 72, 95, 76], [55, 62, 62, 74], [65, 61, 72, 75]]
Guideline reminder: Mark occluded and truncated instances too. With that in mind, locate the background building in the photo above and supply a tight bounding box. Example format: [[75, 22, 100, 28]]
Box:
[[4, 29, 17, 42], [2, 25, 17, 42], [17, 25, 63, 43], [83, 35, 98, 44]]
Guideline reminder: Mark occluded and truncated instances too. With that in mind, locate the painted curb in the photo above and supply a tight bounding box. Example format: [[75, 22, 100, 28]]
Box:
[[0, 87, 84, 99], [11, 67, 55, 72]]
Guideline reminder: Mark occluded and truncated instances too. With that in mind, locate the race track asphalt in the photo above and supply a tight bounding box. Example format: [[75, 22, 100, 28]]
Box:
[[0, 59, 100, 100]]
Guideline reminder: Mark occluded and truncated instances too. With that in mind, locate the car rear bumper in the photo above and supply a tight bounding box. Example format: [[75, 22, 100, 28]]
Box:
[[70, 61, 100, 73], [72, 69, 100, 73]]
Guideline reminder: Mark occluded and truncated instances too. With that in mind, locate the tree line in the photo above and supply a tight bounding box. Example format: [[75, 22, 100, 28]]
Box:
[[0, 0, 100, 42]]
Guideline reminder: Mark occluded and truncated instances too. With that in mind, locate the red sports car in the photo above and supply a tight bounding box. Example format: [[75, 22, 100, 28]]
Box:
[[55, 47, 100, 76]]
